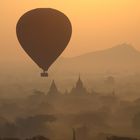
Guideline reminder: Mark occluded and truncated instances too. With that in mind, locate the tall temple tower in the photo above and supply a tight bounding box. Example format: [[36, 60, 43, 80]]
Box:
[[47, 80, 60, 97], [70, 75, 88, 96], [77, 75, 85, 89]]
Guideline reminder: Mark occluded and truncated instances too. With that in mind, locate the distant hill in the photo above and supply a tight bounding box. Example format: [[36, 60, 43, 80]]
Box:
[[2, 43, 140, 78], [51, 44, 140, 76]]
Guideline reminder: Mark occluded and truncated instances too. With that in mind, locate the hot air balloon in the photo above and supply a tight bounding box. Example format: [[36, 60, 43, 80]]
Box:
[[16, 8, 72, 77]]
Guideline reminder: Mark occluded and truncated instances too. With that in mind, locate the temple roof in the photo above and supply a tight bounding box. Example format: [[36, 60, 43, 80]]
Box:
[[47, 80, 60, 96], [76, 75, 83, 88], [50, 80, 57, 91]]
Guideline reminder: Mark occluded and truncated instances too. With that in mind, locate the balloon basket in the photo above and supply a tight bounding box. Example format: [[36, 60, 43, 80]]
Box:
[[41, 72, 48, 77]]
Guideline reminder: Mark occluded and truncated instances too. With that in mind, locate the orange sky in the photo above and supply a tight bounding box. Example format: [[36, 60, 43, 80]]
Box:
[[1, 0, 140, 59]]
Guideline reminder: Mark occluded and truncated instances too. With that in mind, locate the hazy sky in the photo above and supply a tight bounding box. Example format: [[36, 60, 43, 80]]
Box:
[[1, 0, 140, 59]]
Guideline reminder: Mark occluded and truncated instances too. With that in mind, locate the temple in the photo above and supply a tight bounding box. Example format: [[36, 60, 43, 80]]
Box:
[[47, 80, 61, 98], [70, 75, 88, 96], [47, 75, 89, 98]]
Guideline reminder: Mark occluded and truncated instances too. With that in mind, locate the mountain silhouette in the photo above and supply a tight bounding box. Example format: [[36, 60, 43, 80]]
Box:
[[1, 43, 140, 79], [52, 44, 140, 75]]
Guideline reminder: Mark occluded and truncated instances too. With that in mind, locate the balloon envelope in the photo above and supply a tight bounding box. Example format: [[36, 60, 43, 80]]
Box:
[[16, 8, 72, 72]]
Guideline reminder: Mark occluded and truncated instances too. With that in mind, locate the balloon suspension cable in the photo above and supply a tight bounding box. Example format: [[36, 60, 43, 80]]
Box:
[[41, 70, 48, 77]]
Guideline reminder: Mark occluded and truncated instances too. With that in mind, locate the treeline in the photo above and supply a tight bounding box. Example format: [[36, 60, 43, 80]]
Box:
[[0, 135, 49, 140]]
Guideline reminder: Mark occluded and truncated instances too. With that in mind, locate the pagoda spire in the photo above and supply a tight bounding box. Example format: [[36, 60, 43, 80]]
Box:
[[70, 75, 88, 95], [76, 74, 83, 88], [47, 80, 60, 97], [50, 80, 58, 92], [78, 73, 81, 81]]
